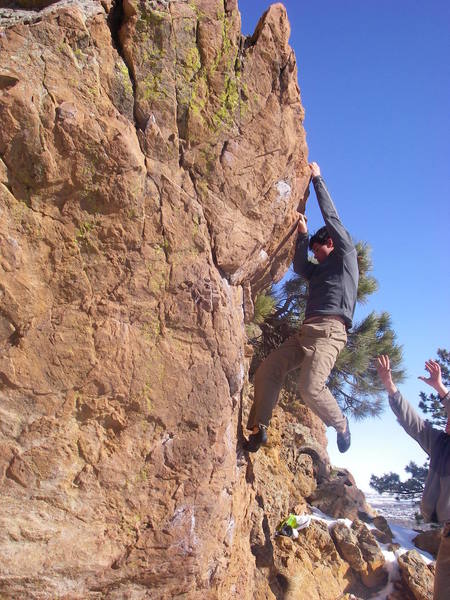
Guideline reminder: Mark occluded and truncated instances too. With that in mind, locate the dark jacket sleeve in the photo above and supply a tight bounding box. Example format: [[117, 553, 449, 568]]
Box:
[[388, 390, 442, 456], [312, 176, 354, 255], [293, 233, 315, 280]]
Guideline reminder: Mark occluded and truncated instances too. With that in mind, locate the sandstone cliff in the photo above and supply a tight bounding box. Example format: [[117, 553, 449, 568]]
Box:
[[0, 2, 432, 599]]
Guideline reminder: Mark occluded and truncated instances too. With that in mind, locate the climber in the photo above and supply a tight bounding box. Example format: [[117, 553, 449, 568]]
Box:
[[244, 162, 358, 454], [376, 355, 450, 600]]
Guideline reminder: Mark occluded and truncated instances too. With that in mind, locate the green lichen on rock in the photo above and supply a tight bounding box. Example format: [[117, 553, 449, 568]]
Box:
[[212, 9, 233, 74], [197, 10, 247, 133], [140, 73, 168, 103], [211, 74, 240, 130], [117, 60, 133, 97], [75, 220, 95, 242], [187, 0, 207, 21], [174, 41, 202, 121], [142, 46, 167, 70], [185, 46, 201, 74], [188, 75, 208, 118], [135, 5, 167, 35], [129, 2, 177, 116]]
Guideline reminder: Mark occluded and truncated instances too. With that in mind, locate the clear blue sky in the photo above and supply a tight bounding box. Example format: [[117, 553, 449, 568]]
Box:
[[239, 1, 450, 490]]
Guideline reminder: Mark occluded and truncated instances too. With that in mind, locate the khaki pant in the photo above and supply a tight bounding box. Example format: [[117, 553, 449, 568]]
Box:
[[247, 318, 348, 432], [434, 522, 450, 600]]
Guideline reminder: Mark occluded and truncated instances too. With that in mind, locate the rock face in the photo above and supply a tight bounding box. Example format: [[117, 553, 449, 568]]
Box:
[[331, 520, 388, 591], [413, 527, 442, 558], [0, 1, 435, 599], [309, 468, 376, 521], [372, 515, 394, 544], [0, 1, 307, 597], [393, 550, 435, 600]]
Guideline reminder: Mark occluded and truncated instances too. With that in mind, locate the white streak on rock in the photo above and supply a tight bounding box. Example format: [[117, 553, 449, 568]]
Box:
[[258, 249, 269, 262], [275, 180, 291, 201]]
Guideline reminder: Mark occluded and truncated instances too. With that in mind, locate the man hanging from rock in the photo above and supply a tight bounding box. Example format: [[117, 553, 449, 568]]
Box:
[[245, 162, 358, 453], [376, 355, 450, 600]]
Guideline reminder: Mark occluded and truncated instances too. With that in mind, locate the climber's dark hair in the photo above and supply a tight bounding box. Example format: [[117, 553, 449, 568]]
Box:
[[309, 226, 331, 250]]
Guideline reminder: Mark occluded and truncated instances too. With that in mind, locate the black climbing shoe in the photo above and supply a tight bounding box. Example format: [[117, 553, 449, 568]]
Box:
[[337, 417, 351, 453], [244, 426, 268, 453]]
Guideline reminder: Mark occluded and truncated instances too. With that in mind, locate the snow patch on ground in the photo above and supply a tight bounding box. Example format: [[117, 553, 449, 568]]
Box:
[[310, 507, 434, 599]]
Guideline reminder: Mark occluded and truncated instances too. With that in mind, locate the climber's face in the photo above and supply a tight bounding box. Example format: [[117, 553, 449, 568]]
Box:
[[312, 238, 334, 263]]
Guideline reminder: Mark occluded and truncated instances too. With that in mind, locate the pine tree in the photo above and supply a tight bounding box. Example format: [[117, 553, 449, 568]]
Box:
[[369, 349, 448, 500], [418, 349, 449, 429], [249, 242, 405, 419], [369, 462, 429, 500], [329, 310, 403, 418]]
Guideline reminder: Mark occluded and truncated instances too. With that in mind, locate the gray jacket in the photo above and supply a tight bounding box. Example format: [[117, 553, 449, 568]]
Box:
[[293, 175, 359, 329], [388, 390, 450, 523]]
